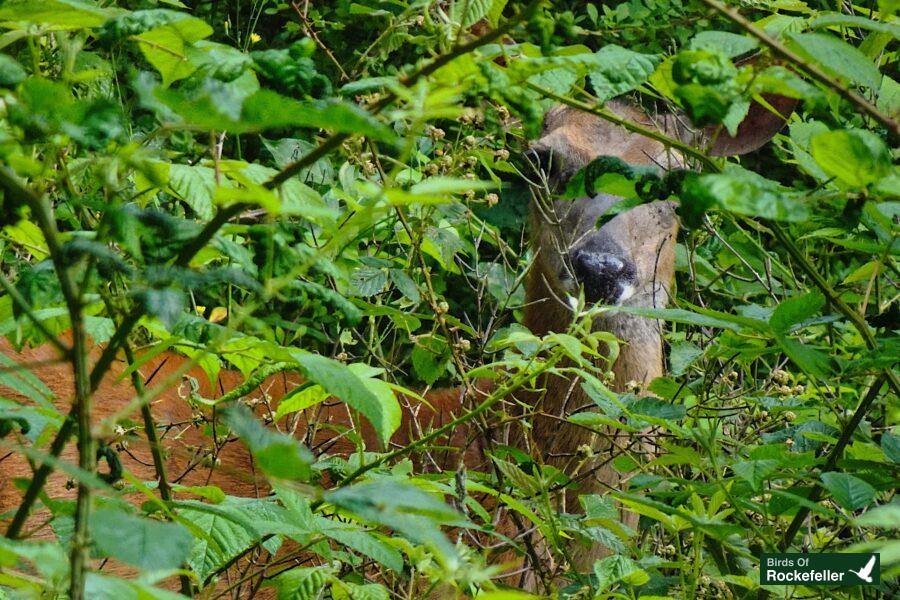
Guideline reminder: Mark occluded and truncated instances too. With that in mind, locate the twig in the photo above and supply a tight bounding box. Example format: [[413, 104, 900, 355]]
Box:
[[779, 374, 888, 550], [699, 0, 899, 139]]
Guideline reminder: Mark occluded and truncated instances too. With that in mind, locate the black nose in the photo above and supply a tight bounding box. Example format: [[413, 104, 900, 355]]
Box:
[[570, 249, 637, 304]]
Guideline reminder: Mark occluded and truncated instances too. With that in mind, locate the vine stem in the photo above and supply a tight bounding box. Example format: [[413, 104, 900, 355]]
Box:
[[0, 167, 92, 599], [698, 0, 900, 139]]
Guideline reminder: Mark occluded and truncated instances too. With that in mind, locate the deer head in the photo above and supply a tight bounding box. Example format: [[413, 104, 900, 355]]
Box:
[[518, 95, 792, 579]]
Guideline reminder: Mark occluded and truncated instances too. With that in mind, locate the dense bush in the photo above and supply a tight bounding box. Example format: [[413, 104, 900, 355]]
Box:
[[0, 0, 896, 598]]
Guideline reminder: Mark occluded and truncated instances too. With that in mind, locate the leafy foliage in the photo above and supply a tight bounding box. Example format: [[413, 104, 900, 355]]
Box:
[[0, 0, 897, 599]]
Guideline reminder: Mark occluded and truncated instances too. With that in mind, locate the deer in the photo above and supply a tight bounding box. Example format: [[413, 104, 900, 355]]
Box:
[[0, 94, 791, 595]]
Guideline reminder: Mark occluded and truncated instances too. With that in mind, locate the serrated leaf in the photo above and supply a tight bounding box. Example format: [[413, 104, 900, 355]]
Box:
[[0, 0, 115, 28], [732, 459, 779, 490], [316, 518, 404, 573], [222, 405, 313, 480], [786, 32, 882, 90], [293, 353, 399, 446], [588, 45, 660, 103], [881, 432, 900, 463], [325, 480, 462, 567], [178, 498, 271, 581], [770, 292, 825, 333], [670, 341, 702, 376], [820, 472, 876, 511], [681, 166, 810, 222], [274, 384, 329, 422], [268, 565, 334, 600], [158, 87, 395, 141], [168, 164, 215, 220], [810, 129, 892, 188], [856, 504, 900, 529], [135, 17, 213, 87], [411, 335, 450, 385], [89, 508, 192, 571], [389, 269, 420, 303], [351, 266, 388, 297], [333, 581, 390, 600], [594, 555, 650, 591], [135, 287, 185, 328], [84, 573, 187, 600], [690, 31, 758, 58], [450, 0, 494, 27], [627, 397, 686, 421]]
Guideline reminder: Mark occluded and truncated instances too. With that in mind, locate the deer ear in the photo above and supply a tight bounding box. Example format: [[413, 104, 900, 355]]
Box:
[[708, 93, 797, 156]]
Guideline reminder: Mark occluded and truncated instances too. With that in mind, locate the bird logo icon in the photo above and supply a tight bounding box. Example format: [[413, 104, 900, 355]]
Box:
[[848, 555, 876, 583]]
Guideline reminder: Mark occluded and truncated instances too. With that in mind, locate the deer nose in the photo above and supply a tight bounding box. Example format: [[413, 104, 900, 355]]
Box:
[[570, 249, 637, 305]]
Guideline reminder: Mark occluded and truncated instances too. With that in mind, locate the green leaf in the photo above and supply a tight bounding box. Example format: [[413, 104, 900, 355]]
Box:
[[769, 292, 825, 333], [0, 54, 26, 87], [333, 581, 390, 600], [450, 0, 495, 27], [315, 518, 404, 573], [268, 566, 334, 600], [786, 32, 882, 90], [0, 0, 116, 28], [881, 432, 900, 463], [274, 384, 329, 422], [89, 508, 192, 571], [810, 129, 892, 188], [411, 335, 450, 385], [351, 266, 388, 297], [135, 17, 213, 87], [681, 166, 810, 222], [627, 397, 686, 421], [608, 305, 768, 332], [84, 573, 187, 600], [732, 459, 779, 490], [178, 498, 269, 582], [856, 504, 900, 529], [168, 164, 216, 220], [774, 335, 833, 379], [408, 176, 494, 196], [689, 31, 759, 58], [158, 87, 395, 141], [293, 353, 399, 446], [669, 341, 702, 376], [588, 45, 660, 103], [809, 13, 900, 39], [222, 405, 313, 480], [594, 555, 650, 591], [135, 287, 185, 329], [820, 472, 876, 511], [389, 269, 420, 303], [325, 480, 462, 567]]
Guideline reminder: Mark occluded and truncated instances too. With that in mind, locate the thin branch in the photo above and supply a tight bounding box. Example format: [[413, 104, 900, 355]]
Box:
[[699, 0, 899, 139], [779, 374, 888, 550]]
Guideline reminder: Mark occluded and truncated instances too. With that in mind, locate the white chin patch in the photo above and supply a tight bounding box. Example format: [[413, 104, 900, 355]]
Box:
[[566, 294, 579, 310], [617, 283, 636, 305]]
